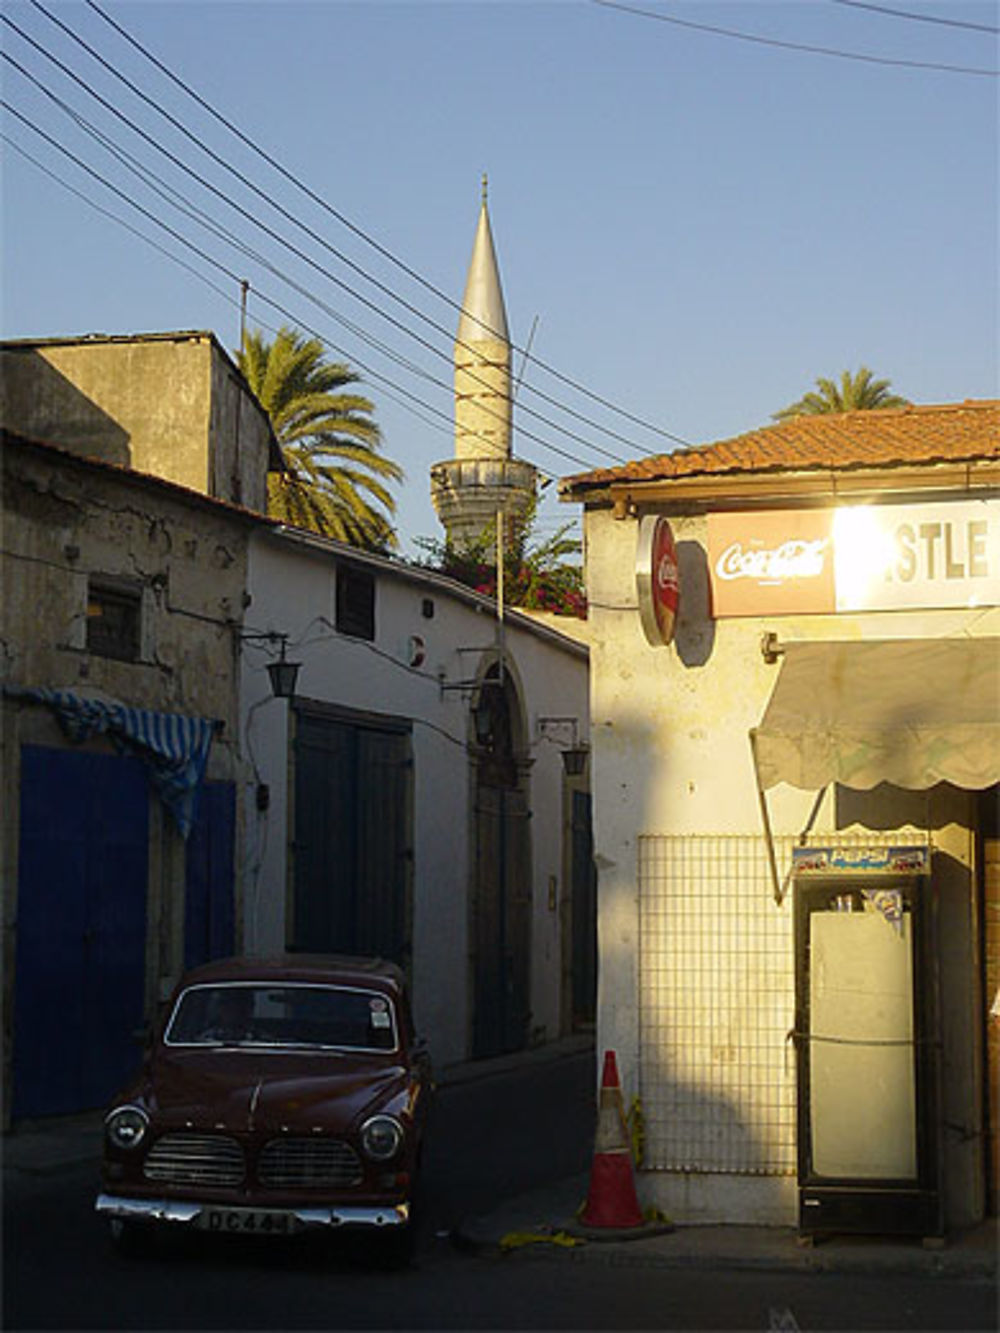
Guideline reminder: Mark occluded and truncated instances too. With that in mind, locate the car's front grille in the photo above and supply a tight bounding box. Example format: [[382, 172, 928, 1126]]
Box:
[[143, 1133, 245, 1187], [258, 1137, 363, 1189]]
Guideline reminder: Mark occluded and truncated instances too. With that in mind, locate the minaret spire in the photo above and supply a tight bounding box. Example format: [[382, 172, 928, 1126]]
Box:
[[430, 180, 538, 550]]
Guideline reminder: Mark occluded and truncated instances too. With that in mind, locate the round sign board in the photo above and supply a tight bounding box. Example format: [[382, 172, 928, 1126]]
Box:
[[636, 515, 680, 646]]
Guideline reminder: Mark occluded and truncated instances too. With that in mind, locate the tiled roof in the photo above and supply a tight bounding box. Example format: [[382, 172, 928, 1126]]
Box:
[[561, 400, 999, 494]]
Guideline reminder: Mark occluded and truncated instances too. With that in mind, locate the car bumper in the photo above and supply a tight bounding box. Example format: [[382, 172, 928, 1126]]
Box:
[[95, 1193, 409, 1230]]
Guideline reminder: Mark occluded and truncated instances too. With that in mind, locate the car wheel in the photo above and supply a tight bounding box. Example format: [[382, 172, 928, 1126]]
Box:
[[108, 1217, 155, 1258]]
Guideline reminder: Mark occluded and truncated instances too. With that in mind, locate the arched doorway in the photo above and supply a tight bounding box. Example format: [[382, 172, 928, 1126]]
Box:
[[471, 664, 532, 1058]]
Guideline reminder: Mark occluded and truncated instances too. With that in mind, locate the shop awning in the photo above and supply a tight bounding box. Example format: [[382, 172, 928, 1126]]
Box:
[[751, 638, 1000, 793]]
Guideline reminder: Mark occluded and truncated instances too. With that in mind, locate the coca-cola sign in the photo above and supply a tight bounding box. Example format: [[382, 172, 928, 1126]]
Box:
[[708, 511, 836, 616], [708, 500, 999, 616], [715, 537, 829, 584], [636, 515, 680, 645]]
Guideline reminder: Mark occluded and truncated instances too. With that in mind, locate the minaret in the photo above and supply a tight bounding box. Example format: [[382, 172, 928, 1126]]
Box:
[[431, 177, 537, 550]]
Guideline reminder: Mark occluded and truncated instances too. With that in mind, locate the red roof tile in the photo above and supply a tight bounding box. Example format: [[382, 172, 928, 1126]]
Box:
[[561, 400, 1000, 494]]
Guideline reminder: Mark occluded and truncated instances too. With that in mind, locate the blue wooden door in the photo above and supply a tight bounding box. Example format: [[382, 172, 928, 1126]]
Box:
[[184, 780, 235, 970], [13, 746, 149, 1117]]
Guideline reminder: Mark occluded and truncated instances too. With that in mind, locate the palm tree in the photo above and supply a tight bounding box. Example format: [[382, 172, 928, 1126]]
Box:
[[773, 367, 910, 420], [238, 326, 402, 550]]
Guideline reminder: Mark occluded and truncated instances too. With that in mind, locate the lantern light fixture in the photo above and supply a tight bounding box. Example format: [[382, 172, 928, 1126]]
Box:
[[239, 630, 301, 700], [536, 715, 589, 777]]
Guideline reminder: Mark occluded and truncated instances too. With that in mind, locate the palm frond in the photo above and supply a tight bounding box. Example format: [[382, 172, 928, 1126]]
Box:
[[239, 325, 399, 549], [773, 366, 910, 420]]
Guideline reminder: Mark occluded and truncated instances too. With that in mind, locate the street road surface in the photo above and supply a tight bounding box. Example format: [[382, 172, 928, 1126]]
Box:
[[4, 1049, 994, 1330]]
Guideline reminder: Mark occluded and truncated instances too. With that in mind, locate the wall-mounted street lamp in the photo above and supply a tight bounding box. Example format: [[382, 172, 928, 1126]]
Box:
[[240, 630, 301, 700], [266, 638, 301, 699], [472, 676, 504, 747], [536, 715, 589, 777], [561, 743, 589, 778]]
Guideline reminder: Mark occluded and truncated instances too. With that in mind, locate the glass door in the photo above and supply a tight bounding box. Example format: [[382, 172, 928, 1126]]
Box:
[[808, 904, 917, 1179]]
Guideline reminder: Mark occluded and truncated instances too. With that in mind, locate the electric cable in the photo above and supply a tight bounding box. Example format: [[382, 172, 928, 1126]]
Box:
[[19, 2, 667, 458], [4, 133, 446, 441], [1, 72, 627, 475], [79, 0, 691, 446], [2, 20, 633, 468], [829, 0, 1000, 35], [1, 99, 618, 474], [592, 0, 998, 76]]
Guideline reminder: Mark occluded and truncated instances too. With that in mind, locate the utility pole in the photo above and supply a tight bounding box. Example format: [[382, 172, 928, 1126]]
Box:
[[496, 508, 505, 685]]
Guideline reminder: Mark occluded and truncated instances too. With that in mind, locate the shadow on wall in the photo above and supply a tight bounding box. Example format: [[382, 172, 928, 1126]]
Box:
[[634, 1045, 784, 1183], [836, 782, 971, 835], [675, 541, 715, 668], [0, 349, 131, 466]]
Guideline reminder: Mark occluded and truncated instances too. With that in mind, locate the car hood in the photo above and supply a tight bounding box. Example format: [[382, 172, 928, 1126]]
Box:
[[140, 1050, 411, 1135]]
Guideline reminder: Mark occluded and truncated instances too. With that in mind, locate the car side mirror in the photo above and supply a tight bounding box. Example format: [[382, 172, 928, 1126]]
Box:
[[132, 1023, 152, 1047]]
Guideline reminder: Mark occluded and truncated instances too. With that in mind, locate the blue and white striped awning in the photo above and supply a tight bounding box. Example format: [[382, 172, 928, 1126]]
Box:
[[6, 688, 218, 838]]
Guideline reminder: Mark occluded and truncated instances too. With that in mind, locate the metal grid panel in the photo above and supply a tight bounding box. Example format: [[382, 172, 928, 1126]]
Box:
[[638, 835, 798, 1175]]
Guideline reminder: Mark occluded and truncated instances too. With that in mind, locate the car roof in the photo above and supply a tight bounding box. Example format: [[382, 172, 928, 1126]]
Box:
[[173, 954, 406, 997]]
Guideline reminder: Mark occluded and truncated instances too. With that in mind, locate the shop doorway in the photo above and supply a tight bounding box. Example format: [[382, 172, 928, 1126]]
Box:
[[981, 786, 999, 1215]]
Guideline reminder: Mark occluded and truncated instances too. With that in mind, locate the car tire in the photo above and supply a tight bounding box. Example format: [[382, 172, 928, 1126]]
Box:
[[108, 1217, 155, 1258]]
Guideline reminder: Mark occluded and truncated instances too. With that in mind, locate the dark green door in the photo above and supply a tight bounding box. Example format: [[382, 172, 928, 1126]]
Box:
[[472, 785, 532, 1058], [291, 708, 411, 966], [570, 789, 597, 1026]]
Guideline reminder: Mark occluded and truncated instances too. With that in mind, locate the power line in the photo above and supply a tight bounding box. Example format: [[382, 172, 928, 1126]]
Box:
[[1, 36, 630, 471], [829, 0, 1000, 35], [77, 0, 691, 448], [1, 101, 617, 476], [593, 0, 999, 76], [7, 9, 639, 465], [1, 131, 237, 308], [5, 57, 445, 393]]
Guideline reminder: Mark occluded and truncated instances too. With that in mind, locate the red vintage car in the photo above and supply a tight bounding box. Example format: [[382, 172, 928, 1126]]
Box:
[[96, 955, 432, 1260]]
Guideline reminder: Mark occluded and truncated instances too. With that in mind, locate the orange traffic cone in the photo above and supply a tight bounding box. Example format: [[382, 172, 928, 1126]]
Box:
[[580, 1050, 644, 1230]]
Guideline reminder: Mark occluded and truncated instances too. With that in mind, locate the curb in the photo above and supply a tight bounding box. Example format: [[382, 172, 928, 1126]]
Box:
[[451, 1222, 1000, 1279]]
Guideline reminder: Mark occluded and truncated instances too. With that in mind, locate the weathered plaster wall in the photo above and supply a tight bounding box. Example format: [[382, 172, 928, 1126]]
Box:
[[243, 531, 589, 1068], [209, 345, 272, 512], [2, 440, 256, 1051], [1, 335, 271, 511], [3, 442, 249, 726], [583, 502, 999, 1226]]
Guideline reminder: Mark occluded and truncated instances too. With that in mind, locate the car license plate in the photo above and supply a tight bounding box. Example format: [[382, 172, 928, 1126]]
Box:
[[198, 1208, 296, 1235]]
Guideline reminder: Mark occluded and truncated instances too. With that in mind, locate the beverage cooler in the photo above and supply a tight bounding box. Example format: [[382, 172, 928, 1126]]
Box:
[[792, 845, 943, 1241]]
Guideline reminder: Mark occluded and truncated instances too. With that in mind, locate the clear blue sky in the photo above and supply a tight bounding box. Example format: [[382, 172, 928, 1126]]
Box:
[[3, 1, 997, 554]]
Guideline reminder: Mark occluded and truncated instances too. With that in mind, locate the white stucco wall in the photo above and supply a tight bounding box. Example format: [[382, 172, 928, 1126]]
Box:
[[582, 503, 999, 1227], [241, 529, 589, 1069]]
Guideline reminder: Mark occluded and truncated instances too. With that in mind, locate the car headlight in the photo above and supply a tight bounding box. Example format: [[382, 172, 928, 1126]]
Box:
[[360, 1113, 404, 1162], [105, 1106, 149, 1150]]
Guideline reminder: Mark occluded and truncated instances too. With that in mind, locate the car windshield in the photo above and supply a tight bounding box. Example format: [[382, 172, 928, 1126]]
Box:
[[163, 983, 399, 1052]]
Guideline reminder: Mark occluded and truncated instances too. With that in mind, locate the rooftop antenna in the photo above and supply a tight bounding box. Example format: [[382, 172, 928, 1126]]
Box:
[[239, 278, 250, 349], [513, 315, 540, 404]]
